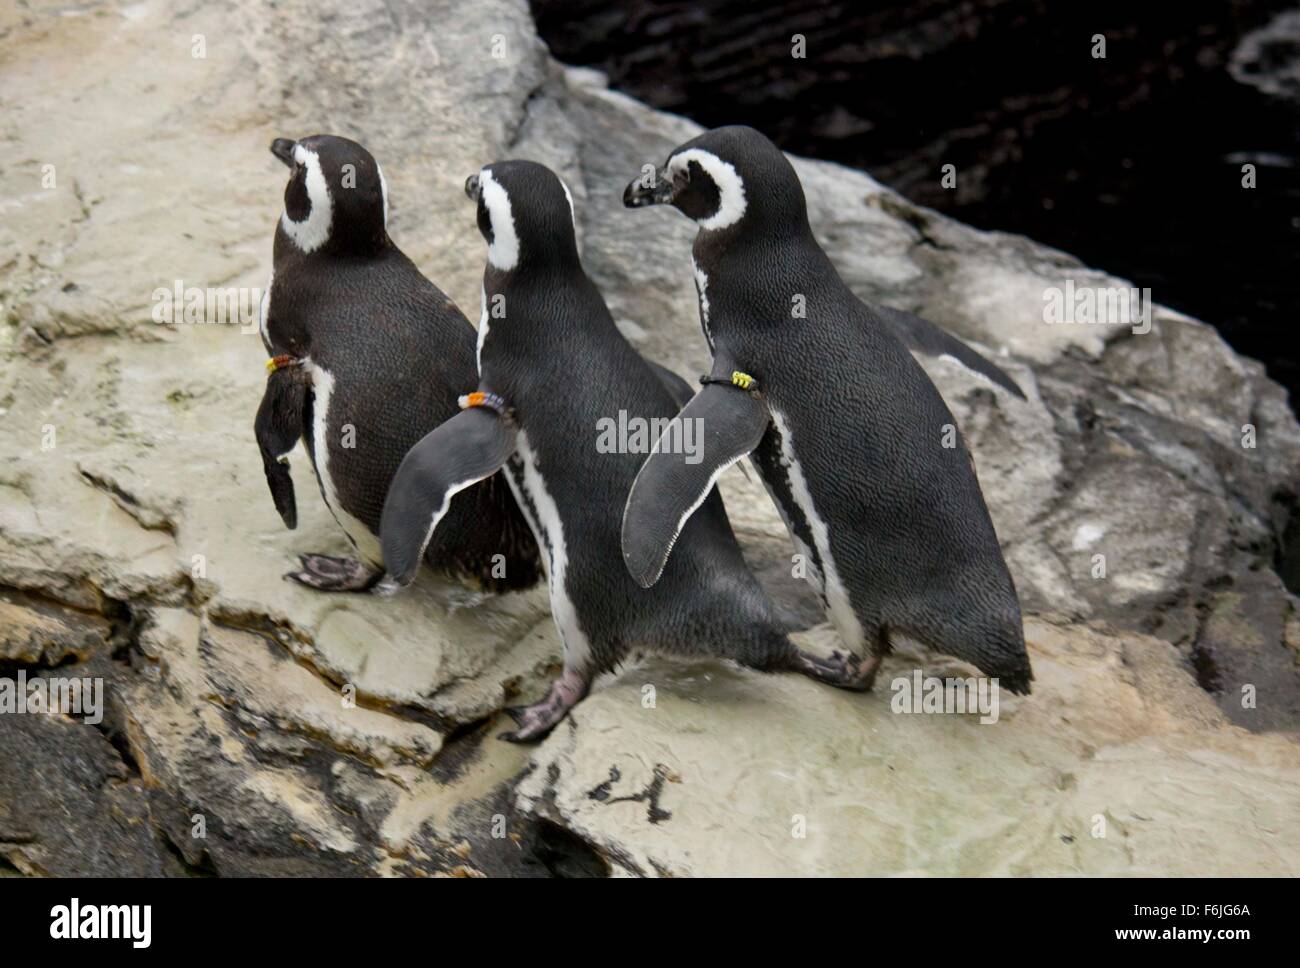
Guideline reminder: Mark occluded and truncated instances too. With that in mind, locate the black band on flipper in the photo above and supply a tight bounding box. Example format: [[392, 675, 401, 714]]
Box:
[[699, 370, 759, 393], [379, 405, 518, 587]]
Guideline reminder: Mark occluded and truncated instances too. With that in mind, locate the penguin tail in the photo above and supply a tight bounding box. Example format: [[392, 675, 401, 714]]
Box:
[[873, 304, 1027, 400], [983, 625, 1034, 695], [929, 610, 1033, 695], [997, 664, 1034, 696]]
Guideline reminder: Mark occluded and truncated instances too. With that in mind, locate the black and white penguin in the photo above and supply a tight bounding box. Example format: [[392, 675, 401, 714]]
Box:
[[254, 134, 540, 593], [621, 126, 1033, 693], [379, 160, 872, 741]]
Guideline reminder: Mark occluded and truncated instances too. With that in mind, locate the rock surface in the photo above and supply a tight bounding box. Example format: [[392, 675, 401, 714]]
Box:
[[0, 0, 1297, 877]]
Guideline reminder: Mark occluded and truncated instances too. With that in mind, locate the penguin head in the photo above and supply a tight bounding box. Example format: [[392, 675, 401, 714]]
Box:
[[270, 134, 389, 255], [464, 160, 578, 273], [623, 125, 806, 233]]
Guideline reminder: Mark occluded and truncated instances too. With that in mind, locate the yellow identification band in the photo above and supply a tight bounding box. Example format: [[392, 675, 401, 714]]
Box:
[[731, 371, 756, 390], [699, 370, 760, 393], [266, 355, 299, 373]]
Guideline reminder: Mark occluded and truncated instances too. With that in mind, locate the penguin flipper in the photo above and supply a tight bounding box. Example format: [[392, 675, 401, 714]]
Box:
[[380, 407, 517, 588], [647, 359, 753, 483], [873, 304, 1026, 400], [622, 378, 769, 588], [255, 365, 310, 529]]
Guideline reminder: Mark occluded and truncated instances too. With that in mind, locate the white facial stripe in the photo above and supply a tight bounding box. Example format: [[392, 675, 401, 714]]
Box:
[[376, 161, 389, 227], [479, 169, 519, 271], [280, 144, 333, 253], [669, 148, 747, 231]]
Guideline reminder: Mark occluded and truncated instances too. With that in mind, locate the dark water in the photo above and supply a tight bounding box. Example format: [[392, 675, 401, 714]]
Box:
[[533, 0, 1300, 409]]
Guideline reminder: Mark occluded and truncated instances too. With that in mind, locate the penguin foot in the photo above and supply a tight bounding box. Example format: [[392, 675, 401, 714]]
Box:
[[285, 554, 381, 592], [499, 669, 589, 743], [791, 649, 880, 692]]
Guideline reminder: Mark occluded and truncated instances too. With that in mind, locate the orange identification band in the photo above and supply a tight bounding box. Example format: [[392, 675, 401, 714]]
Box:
[[266, 354, 300, 373], [457, 390, 510, 417]]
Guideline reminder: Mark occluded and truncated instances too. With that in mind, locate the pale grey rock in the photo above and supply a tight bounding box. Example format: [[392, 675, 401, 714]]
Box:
[[0, 0, 1296, 877], [516, 619, 1300, 877]]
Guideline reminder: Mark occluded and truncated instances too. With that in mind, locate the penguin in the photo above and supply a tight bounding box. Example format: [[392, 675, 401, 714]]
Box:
[[254, 134, 540, 593], [379, 160, 873, 741], [620, 125, 1033, 694]]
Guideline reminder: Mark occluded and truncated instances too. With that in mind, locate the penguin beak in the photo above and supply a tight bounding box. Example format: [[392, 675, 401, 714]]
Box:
[[464, 174, 481, 203], [270, 138, 296, 168], [623, 168, 673, 208]]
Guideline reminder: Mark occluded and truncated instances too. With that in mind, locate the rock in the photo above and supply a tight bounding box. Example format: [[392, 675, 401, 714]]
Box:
[[0, 588, 113, 665], [517, 619, 1300, 876], [1230, 10, 1300, 101], [0, 0, 1296, 876], [0, 707, 175, 877]]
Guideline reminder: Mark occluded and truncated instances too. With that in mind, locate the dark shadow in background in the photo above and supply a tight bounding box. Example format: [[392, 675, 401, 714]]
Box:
[[532, 0, 1300, 409]]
